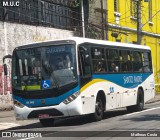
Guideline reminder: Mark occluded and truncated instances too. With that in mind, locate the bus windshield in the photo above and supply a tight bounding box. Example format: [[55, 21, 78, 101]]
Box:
[[12, 44, 77, 91]]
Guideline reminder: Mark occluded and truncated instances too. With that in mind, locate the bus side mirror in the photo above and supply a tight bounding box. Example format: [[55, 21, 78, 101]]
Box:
[[3, 64, 8, 75]]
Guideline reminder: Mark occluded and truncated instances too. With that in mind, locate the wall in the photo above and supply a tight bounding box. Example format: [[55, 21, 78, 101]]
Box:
[[87, 0, 107, 39], [0, 21, 73, 110]]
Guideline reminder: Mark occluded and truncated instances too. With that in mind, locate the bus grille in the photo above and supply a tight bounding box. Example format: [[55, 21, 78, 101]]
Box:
[[28, 108, 63, 119]]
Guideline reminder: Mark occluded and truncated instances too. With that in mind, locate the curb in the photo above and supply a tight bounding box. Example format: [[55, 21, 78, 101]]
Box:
[[145, 95, 160, 104], [146, 99, 160, 104], [0, 107, 13, 111]]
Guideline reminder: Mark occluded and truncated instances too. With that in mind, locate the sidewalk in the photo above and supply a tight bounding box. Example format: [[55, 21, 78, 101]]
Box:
[[146, 94, 160, 104]]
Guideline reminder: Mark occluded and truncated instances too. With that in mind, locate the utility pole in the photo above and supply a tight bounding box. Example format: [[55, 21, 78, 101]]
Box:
[[81, 0, 85, 38], [101, 0, 105, 40], [137, 0, 142, 45], [105, 0, 108, 40]]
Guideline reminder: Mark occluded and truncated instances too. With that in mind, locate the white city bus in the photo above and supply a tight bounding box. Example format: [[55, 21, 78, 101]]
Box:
[[8, 37, 155, 126]]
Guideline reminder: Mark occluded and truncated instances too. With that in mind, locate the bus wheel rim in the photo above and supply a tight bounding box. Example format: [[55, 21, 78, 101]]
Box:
[[96, 100, 102, 116]]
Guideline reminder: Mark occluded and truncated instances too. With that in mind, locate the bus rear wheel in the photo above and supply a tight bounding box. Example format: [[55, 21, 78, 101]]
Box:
[[127, 89, 144, 112], [92, 97, 104, 121], [39, 118, 55, 127]]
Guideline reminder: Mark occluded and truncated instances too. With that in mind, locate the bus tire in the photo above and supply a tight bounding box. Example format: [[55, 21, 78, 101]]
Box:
[[39, 118, 55, 127], [127, 88, 144, 112], [92, 97, 104, 121]]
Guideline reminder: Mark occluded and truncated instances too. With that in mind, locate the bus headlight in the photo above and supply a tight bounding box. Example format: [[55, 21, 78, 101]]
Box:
[[13, 99, 24, 108], [63, 91, 80, 104]]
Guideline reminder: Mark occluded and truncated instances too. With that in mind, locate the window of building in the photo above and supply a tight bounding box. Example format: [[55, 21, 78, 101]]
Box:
[[114, 0, 119, 12], [131, 0, 137, 18], [148, 0, 152, 22], [114, 0, 121, 24]]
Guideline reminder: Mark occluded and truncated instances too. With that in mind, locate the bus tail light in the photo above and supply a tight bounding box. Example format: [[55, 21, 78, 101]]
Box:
[[13, 99, 24, 108], [63, 91, 80, 104]]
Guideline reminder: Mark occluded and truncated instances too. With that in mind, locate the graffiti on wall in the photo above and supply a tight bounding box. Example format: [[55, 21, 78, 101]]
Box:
[[0, 65, 12, 95], [32, 35, 47, 42], [0, 64, 12, 110]]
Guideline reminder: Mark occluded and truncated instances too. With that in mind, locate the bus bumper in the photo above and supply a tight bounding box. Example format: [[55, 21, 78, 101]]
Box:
[[14, 96, 83, 120]]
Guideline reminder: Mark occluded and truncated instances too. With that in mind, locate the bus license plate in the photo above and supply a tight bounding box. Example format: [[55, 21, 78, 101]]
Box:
[[38, 114, 49, 118]]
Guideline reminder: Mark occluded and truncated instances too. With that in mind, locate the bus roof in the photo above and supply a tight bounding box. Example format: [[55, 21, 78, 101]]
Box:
[[69, 37, 151, 50], [16, 37, 150, 50]]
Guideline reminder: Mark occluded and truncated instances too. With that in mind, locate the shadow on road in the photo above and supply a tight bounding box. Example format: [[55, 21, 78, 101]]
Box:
[[121, 114, 160, 122], [52, 109, 128, 127], [3, 108, 130, 131]]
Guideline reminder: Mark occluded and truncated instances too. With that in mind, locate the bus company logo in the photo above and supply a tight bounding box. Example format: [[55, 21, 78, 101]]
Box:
[[2, 1, 20, 7], [123, 76, 143, 85], [109, 87, 114, 93]]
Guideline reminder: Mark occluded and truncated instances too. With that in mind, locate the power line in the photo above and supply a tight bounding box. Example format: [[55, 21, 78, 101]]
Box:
[[141, 13, 154, 34], [141, 10, 160, 28]]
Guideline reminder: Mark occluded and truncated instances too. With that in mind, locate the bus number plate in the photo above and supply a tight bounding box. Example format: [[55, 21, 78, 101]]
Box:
[[38, 114, 49, 118]]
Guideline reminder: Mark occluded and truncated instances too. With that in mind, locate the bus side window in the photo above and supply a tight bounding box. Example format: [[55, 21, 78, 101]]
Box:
[[132, 51, 143, 72], [107, 49, 120, 73], [142, 52, 152, 72], [79, 46, 91, 77], [119, 50, 132, 72], [91, 47, 107, 73], [148, 52, 153, 72]]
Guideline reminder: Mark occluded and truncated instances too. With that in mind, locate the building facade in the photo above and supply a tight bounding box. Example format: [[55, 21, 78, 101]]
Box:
[[107, 0, 160, 90]]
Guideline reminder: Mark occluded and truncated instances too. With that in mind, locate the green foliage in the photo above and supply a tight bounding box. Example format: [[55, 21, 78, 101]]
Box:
[[70, 0, 95, 7], [70, 0, 80, 7]]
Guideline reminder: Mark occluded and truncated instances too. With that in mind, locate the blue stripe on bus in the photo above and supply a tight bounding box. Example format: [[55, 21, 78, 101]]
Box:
[[92, 72, 152, 89], [13, 85, 80, 107], [13, 72, 152, 107]]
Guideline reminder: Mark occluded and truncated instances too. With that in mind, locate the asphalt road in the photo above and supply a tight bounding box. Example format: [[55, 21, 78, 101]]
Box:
[[1, 102, 160, 140]]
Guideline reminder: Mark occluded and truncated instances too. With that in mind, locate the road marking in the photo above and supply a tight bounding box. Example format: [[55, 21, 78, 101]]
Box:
[[123, 106, 160, 117], [0, 122, 20, 130]]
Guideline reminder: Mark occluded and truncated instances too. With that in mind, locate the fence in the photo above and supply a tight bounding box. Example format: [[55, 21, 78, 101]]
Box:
[[0, 0, 81, 30]]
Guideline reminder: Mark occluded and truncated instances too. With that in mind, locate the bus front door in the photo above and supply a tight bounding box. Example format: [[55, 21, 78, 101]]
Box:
[[78, 45, 92, 87], [78, 45, 95, 114]]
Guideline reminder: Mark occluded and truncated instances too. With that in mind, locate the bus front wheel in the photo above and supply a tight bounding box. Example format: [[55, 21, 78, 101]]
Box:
[[92, 97, 104, 121], [127, 89, 144, 112], [39, 118, 55, 127]]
